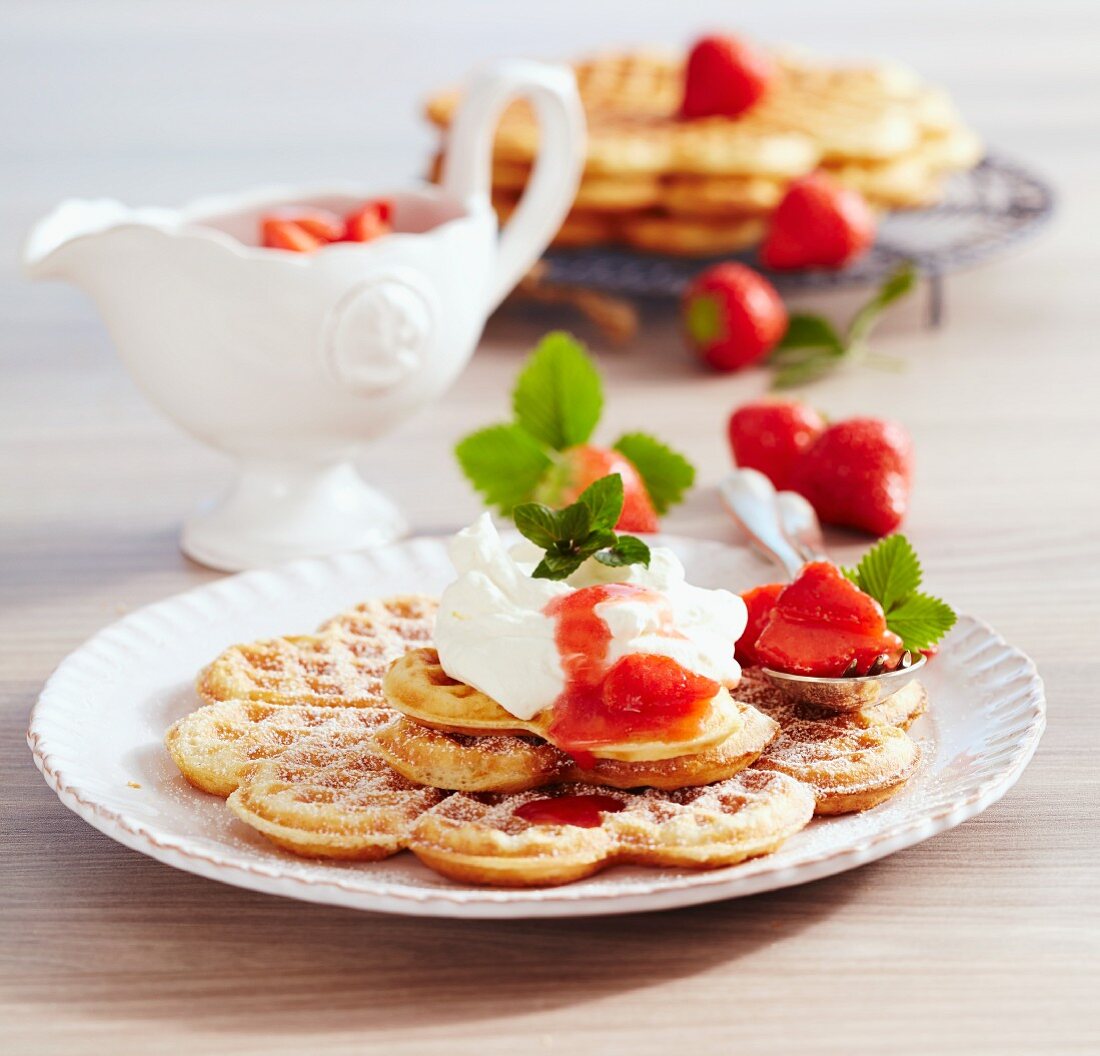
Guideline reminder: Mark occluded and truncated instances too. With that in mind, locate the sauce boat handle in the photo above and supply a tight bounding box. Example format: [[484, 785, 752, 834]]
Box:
[[441, 59, 586, 312]]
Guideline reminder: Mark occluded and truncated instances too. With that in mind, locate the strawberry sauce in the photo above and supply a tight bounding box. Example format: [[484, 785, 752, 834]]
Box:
[[513, 794, 626, 828], [543, 584, 719, 752]]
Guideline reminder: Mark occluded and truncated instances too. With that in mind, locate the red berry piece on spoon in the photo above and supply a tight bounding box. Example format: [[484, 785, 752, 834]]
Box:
[[754, 561, 904, 678], [736, 582, 786, 668]]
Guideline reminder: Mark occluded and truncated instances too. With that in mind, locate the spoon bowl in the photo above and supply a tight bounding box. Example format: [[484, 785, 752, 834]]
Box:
[[761, 654, 927, 711], [719, 469, 927, 709]]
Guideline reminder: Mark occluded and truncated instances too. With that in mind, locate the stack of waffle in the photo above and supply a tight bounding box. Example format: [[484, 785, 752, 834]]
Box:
[[167, 593, 927, 887], [426, 49, 982, 256]]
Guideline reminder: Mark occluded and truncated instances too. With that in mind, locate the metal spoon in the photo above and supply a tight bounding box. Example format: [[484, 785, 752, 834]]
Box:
[[718, 469, 925, 710]]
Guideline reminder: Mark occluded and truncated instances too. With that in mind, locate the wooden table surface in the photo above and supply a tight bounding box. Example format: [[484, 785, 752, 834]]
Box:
[[3, 3, 1098, 1054]]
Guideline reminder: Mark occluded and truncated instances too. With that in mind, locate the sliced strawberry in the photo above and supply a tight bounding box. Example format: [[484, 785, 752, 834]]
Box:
[[261, 218, 324, 253], [344, 199, 394, 243], [728, 400, 825, 491], [760, 172, 876, 270], [681, 35, 774, 119], [537, 445, 659, 533], [754, 561, 904, 677], [737, 582, 785, 667], [682, 262, 787, 373], [793, 417, 912, 536]]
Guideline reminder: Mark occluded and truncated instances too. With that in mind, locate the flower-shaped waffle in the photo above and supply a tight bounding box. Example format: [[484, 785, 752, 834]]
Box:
[[736, 669, 924, 814], [197, 594, 437, 708], [225, 727, 814, 885], [371, 701, 778, 793], [166, 700, 397, 797], [407, 773, 814, 887], [227, 730, 446, 861], [383, 647, 741, 763]]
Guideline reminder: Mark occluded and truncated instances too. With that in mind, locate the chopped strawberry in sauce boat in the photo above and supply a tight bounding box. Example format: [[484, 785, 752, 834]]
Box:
[[259, 198, 394, 252]]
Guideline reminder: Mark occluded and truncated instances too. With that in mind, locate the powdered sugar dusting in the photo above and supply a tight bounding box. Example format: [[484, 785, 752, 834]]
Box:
[[27, 535, 1044, 915]]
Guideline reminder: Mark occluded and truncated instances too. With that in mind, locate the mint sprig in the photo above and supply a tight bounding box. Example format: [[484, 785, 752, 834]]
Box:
[[842, 534, 956, 652], [514, 475, 651, 580], [770, 263, 918, 389], [456, 332, 695, 519]]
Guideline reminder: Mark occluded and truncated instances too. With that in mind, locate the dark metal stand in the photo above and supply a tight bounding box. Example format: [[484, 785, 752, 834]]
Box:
[[542, 154, 1056, 329]]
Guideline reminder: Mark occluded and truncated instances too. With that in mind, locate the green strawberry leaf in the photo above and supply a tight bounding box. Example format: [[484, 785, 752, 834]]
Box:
[[511, 331, 603, 451], [844, 534, 957, 651], [455, 424, 553, 514], [847, 262, 918, 347], [845, 534, 922, 613], [776, 314, 845, 355], [594, 534, 651, 568], [612, 433, 695, 515], [576, 473, 625, 529], [885, 593, 957, 652], [771, 354, 844, 390], [684, 292, 725, 346], [767, 264, 918, 390]]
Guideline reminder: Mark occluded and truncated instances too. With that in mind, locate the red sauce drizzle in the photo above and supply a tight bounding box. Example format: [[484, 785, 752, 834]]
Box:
[[543, 583, 720, 752], [514, 794, 626, 828]]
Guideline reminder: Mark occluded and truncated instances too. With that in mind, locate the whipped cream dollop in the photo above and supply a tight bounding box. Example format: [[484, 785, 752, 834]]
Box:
[[433, 514, 746, 720]]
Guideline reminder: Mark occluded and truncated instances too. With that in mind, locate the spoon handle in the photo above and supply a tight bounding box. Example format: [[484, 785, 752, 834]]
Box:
[[718, 470, 806, 579], [775, 490, 828, 565]]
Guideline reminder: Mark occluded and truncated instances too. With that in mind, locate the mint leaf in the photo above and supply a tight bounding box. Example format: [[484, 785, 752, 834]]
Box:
[[512, 503, 561, 550], [455, 424, 553, 514], [511, 331, 603, 451], [595, 535, 651, 568], [848, 535, 922, 612], [532, 552, 587, 580], [576, 473, 624, 529], [886, 593, 957, 652], [557, 500, 593, 546], [847, 262, 918, 347], [514, 476, 649, 581], [776, 314, 844, 355], [613, 434, 695, 515]]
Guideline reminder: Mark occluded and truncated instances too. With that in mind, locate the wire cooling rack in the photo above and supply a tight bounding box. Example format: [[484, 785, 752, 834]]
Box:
[[541, 154, 1055, 325]]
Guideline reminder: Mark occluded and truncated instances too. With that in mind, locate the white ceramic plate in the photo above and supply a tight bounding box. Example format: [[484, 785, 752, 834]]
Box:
[[28, 535, 1045, 919]]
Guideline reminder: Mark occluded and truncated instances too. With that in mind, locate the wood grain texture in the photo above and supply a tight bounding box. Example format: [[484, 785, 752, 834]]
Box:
[[2, 2, 1098, 1054]]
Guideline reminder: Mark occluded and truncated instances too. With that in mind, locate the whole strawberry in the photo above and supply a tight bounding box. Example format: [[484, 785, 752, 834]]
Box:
[[457, 333, 695, 530], [681, 35, 775, 119], [793, 417, 912, 536], [682, 263, 788, 373], [536, 444, 658, 533], [728, 400, 825, 491], [760, 172, 876, 270]]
